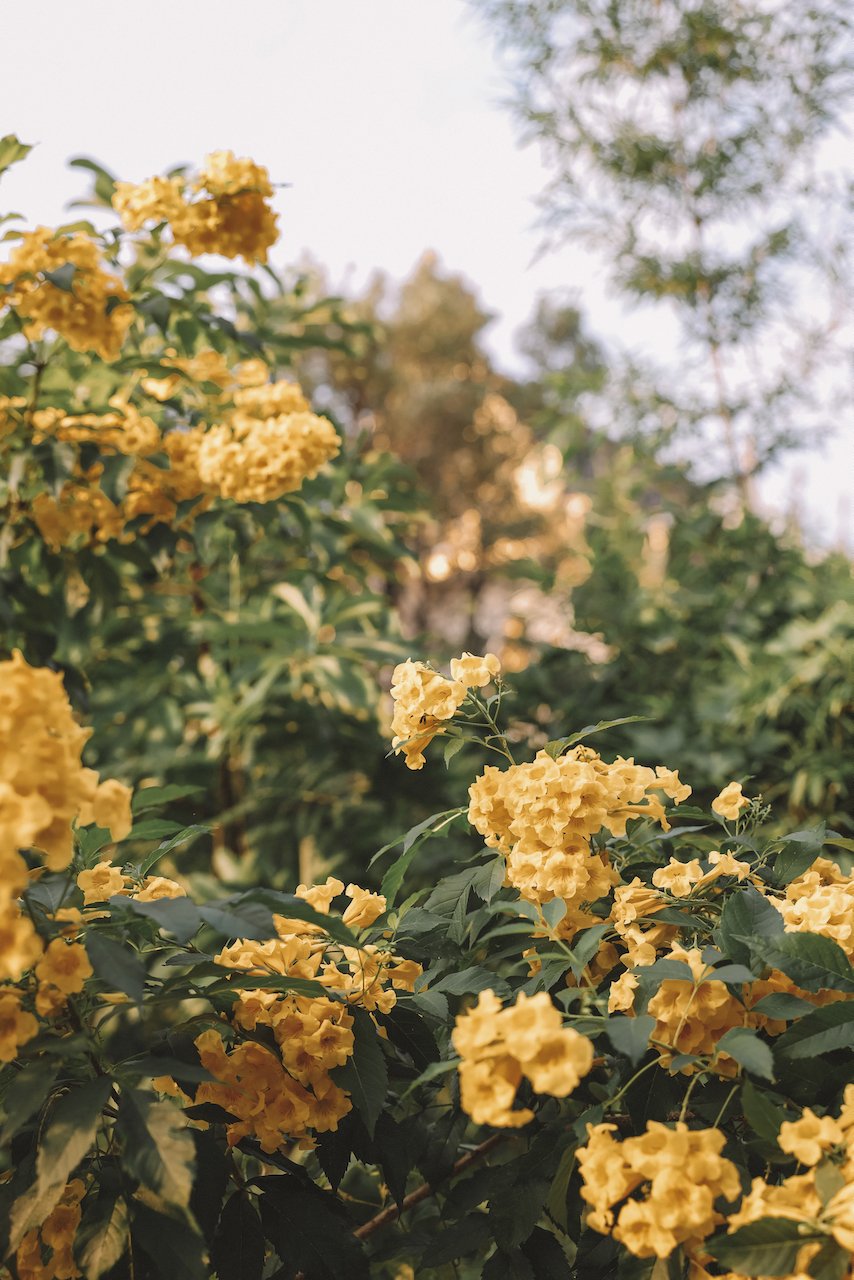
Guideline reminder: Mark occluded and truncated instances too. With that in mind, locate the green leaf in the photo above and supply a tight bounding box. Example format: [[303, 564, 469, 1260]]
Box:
[[541, 898, 568, 929], [544, 716, 649, 758], [431, 966, 510, 998], [482, 1249, 536, 1279], [400, 1057, 459, 1099], [210, 1192, 264, 1280], [330, 1008, 387, 1138], [114, 896, 202, 943], [75, 1190, 129, 1280], [490, 1177, 551, 1250], [198, 903, 277, 941], [131, 1202, 208, 1280], [751, 993, 818, 1020], [521, 1226, 573, 1278], [716, 1028, 775, 1080], [85, 932, 146, 1003], [745, 931, 854, 993], [257, 1175, 369, 1280], [117, 1089, 195, 1209], [567, 924, 610, 979], [806, 1238, 850, 1280], [138, 825, 209, 875], [42, 263, 77, 292], [0, 1058, 59, 1144], [422, 1212, 493, 1266], [0, 134, 33, 179], [131, 784, 204, 814], [741, 1079, 788, 1141], [716, 885, 783, 965], [775, 1002, 854, 1059], [545, 1144, 577, 1231], [471, 857, 506, 904], [9, 1076, 111, 1249], [768, 826, 825, 886], [444, 734, 466, 767], [234, 889, 358, 947], [606, 1014, 654, 1066], [707, 1218, 822, 1276], [125, 819, 185, 842]]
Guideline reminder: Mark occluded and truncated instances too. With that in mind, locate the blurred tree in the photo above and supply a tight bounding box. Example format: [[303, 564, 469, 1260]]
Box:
[[476, 0, 854, 496]]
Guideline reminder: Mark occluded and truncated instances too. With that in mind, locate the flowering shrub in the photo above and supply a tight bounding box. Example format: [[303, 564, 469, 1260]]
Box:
[[1, 137, 853, 1280]]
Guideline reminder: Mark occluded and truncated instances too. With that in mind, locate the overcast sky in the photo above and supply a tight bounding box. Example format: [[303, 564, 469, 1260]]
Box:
[[2, 0, 851, 547]]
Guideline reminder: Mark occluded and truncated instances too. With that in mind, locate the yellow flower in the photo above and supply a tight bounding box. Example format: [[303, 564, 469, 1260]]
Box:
[[778, 1109, 844, 1166], [35, 939, 93, 994], [341, 884, 386, 929], [0, 990, 39, 1061], [449, 652, 500, 688], [452, 989, 593, 1127], [389, 660, 468, 770], [136, 876, 186, 902], [652, 858, 704, 897], [608, 970, 639, 1013], [0, 906, 43, 983], [712, 782, 749, 821], [112, 175, 186, 230], [77, 860, 130, 905]]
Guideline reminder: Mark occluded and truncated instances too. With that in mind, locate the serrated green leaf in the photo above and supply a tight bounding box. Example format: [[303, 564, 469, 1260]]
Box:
[[745, 931, 854, 993], [775, 1002, 854, 1059], [0, 1058, 59, 1144], [0, 135, 33, 178], [257, 1175, 369, 1279], [210, 1192, 264, 1280]]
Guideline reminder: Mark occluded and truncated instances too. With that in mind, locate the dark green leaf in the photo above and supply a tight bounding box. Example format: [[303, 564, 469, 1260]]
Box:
[[806, 1238, 850, 1280], [482, 1249, 536, 1279], [131, 1202, 208, 1280], [716, 1028, 775, 1080], [716, 885, 783, 964], [490, 1177, 550, 1250], [85, 932, 146, 1003], [520, 1227, 573, 1278], [422, 1213, 493, 1266], [431, 966, 510, 998], [43, 263, 77, 292], [606, 1014, 654, 1066], [775, 1002, 854, 1059], [751, 993, 818, 1019], [330, 1008, 387, 1138], [132, 784, 204, 814], [741, 1079, 787, 1141], [210, 1192, 265, 1280], [745, 932, 854, 993], [114, 896, 202, 943], [258, 1175, 369, 1280], [0, 1058, 58, 1143], [707, 1218, 821, 1276]]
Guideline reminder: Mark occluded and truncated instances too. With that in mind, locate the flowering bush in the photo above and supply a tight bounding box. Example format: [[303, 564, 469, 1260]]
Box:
[[1, 137, 853, 1280]]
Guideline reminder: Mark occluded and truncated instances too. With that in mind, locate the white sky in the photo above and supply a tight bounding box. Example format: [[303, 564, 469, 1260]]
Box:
[[1, 0, 851, 547]]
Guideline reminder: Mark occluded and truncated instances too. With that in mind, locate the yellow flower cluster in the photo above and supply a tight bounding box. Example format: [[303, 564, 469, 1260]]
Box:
[[773, 856, 854, 958], [0, 988, 38, 1062], [113, 151, 278, 265], [14, 1177, 86, 1280], [31, 402, 160, 456], [0, 227, 133, 361], [25, 359, 336, 548], [196, 409, 340, 504], [577, 1121, 740, 1258], [467, 747, 690, 934], [724, 1087, 854, 1265], [0, 652, 132, 985], [0, 651, 132, 871], [452, 989, 594, 1128], [390, 652, 500, 769], [168, 878, 418, 1152], [645, 945, 751, 1076]]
